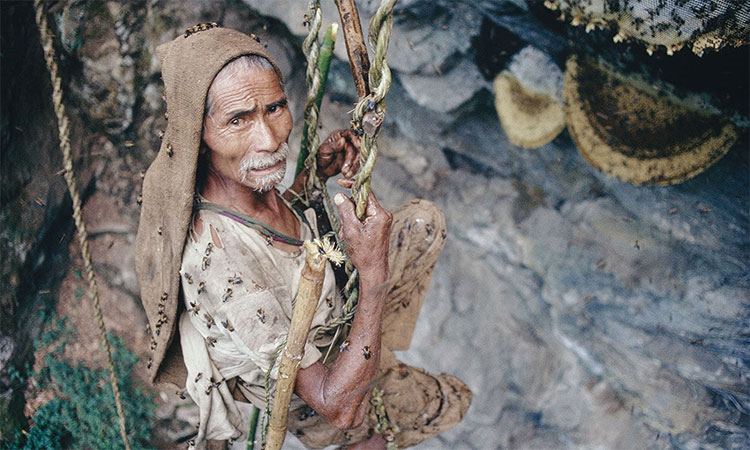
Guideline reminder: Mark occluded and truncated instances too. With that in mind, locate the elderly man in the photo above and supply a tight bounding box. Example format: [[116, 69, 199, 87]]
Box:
[[135, 26, 470, 449]]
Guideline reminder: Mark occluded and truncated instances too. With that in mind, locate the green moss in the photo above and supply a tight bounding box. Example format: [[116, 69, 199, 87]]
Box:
[[1, 318, 156, 450]]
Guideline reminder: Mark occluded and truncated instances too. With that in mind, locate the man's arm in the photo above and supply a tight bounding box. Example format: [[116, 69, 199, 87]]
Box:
[[294, 190, 392, 429]]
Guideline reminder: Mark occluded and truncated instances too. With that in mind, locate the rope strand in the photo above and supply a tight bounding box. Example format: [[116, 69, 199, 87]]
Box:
[[33, 2, 131, 449]]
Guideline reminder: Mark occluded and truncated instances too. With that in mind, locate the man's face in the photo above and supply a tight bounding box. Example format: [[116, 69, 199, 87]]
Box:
[[202, 66, 292, 193]]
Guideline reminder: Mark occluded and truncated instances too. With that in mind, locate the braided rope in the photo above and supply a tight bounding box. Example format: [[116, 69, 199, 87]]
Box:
[[33, 2, 131, 449], [302, 1, 324, 195], [350, 0, 396, 220]]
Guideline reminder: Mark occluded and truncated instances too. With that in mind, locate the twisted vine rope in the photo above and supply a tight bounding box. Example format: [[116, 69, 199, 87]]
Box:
[[33, 2, 131, 449], [313, 0, 397, 340], [302, 1, 324, 194], [350, 0, 397, 220]]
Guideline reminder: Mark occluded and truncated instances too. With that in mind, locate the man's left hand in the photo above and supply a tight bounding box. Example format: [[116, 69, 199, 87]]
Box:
[[316, 129, 360, 181]]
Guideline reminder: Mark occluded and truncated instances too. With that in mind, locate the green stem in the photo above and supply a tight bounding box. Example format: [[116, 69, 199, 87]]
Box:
[[246, 405, 260, 450], [296, 23, 338, 177]]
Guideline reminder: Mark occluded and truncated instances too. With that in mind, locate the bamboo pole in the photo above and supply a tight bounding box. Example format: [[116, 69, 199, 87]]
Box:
[[334, 0, 371, 97], [265, 242, 328, 450], [296, 23, 339, 178]]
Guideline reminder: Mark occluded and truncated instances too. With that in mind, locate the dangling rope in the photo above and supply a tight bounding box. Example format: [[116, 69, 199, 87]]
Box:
[[32, 2, 131, 450]]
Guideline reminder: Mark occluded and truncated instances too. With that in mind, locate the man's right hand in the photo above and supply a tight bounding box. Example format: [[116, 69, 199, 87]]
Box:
[[334, 190, 392, 280]]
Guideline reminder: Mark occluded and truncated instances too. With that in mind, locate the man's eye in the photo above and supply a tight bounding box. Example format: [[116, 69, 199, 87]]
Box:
[[230, 118, 240, 125], [269, 105, 278, 113]]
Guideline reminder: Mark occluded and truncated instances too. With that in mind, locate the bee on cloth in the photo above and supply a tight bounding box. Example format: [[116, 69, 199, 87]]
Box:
[[184, 273, 193, 284], [147, 357, 152, 369], [188, 302, 200, 316], [197, 281, 205, 295], [256, 308, 266, 324], [195, 372, 202, 383], [150, 339, 157, 351], [222, 319, 234, 332], [205, 336, 217, 347], [205, 242, 213, 256], [339, 340, 350, 352], [176, 390, 186, 400], [362, 346, 371, 360], [228, 275, 243, 285], [204, 312, 215, 329], [221, 288, 233, 302], [326, 297, 334, 308], [202, 256, 210, 271]]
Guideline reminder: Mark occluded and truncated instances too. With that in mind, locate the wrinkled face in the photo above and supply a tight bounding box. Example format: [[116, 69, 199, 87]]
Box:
[[201, 66, 292, 193]]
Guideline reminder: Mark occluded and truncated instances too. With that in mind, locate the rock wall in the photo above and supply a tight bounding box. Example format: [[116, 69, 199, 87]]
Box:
[[1, 0, 747, 448]]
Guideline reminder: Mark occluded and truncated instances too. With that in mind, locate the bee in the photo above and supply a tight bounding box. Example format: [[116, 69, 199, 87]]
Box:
[[150, 339, 157, 351], [158, 130, 164, 139], [147, 357, 152, 369], [197, 281, 205, 295], [188, 302, 200, 316], [157, 226, 163, 235], [204, 312, 215, 329], [362, 345, 371, 360], [158, 303, 165, 313], [326, 297, 334, 308], [339, 340, 350, 352], [205, 336, 217, 347], [188, 439, 195, 447], [202, 256, 210, 271], [221, 288, 233, 302], [205, 242, 213, 256], [228, 275, 242, 285], [136, 194, 143, 205], [256, 308, 266, 324], [145, 323, 151, 336], [140, 170, 146, 179], [205, 384, 213, 396], [221, 319, 234, 332], [166, 143, 174, 157], [184, 273, 193, 284], [176, 390, 186, 400], [228, 438, 236, 446], [251, 280, 265, 291], [195, 372, 202, 383], [214, 379, 222, 389], [155, 327, 160, 336]]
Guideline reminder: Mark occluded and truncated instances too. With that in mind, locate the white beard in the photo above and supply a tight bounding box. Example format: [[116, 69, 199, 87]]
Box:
[[238, 142, 289, 193]]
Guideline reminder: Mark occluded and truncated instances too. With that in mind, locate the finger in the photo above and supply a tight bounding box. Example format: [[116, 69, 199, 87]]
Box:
[[364, 190, 384, 217], [342, 144, 359, 178], [337, 178, 354, 188], [334, 192, 357, 232], [345, 130, 361, 149]]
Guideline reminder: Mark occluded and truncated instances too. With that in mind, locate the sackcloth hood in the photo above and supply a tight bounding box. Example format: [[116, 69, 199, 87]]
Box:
[[135, 25, 285, 388]]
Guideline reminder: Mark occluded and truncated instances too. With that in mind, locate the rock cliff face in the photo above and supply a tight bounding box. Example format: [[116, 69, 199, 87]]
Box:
[[2, 0, 747, 448]]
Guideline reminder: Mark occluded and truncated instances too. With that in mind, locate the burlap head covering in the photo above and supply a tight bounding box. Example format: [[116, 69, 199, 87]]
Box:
[[135, 25, 284, 388]]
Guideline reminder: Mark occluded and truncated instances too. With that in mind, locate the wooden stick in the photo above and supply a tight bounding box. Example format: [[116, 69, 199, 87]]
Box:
[[265, 242, 327, 450], [335, 0, 371, 97]]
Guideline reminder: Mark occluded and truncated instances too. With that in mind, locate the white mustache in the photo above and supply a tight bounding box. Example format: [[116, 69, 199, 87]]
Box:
[[238, 143, 289, 191]]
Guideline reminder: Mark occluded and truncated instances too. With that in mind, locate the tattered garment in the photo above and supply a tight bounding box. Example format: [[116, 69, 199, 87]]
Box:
[[178, 199, 341, 447]]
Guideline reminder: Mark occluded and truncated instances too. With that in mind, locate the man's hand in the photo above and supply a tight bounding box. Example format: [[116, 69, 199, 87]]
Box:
[[334, 189, 392, 280], [317, 129, 360, 181]]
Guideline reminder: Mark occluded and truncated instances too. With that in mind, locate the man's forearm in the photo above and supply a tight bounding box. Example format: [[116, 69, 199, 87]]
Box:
[[295, 267, 388, 429]]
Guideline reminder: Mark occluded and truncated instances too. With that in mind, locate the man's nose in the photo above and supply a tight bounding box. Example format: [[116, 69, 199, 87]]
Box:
[[253, 117, 280, 153]]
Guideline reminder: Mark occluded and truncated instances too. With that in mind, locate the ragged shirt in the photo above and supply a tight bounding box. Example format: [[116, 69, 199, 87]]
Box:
[[178, 196, 342, 446]]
